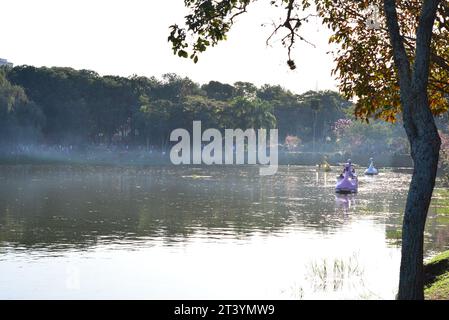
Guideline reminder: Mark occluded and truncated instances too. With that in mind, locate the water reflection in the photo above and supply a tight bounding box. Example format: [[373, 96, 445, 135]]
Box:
[[0, 165, 448, 299], [335, 194, 357, 214]]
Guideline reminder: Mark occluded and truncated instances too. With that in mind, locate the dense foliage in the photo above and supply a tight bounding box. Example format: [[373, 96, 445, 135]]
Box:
[[169, 0, 449, 121], [1, 65, 354, 151]]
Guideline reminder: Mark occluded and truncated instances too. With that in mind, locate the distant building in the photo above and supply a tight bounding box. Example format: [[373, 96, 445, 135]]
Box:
[[0, 58, 13, 68]]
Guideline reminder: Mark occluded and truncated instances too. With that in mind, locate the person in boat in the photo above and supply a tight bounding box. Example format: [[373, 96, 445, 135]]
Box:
[[340, 159, 356, 178]]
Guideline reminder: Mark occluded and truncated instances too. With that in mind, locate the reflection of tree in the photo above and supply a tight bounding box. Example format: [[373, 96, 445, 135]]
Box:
[[0, 166, 142, 250], [425, 188, 449, 252], [1, 167, 449, 254], [383, 184, 449, 255]]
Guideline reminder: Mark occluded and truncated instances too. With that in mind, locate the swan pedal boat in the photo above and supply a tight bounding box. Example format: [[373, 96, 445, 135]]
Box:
[[335, 170, 358, 194], [364, 159, 379, 176]]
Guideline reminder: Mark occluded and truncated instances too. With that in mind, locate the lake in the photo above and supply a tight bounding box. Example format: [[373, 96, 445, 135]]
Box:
[[0, 165, 448, 299]]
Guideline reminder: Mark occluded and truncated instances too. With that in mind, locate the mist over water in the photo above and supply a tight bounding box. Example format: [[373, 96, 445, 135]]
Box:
[[2, 65, 449, 300], [1, 165, 448, 299]]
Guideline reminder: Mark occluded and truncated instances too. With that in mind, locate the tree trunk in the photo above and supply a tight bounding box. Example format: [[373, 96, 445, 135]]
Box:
[[398, 130, 440, 299], [383, 0, 441, 300]]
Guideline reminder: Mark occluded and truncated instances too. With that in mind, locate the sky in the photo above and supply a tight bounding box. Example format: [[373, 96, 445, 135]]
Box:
[[0, 0, 338, 94]]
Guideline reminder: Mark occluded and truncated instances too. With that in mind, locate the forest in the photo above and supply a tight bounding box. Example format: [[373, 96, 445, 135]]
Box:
[[0, 65, 425, 156]]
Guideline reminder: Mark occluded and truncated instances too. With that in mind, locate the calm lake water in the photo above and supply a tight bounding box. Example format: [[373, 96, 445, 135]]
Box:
[[1, 165, 449, 299]]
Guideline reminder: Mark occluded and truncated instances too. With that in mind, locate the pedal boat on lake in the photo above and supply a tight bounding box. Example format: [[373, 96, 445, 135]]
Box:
[[364, 158, 379, 176], [336, 163, 358, 194], [316, 160, 332, 172]]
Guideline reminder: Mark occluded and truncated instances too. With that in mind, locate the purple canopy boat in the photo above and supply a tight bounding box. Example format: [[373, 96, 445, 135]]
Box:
[[335, 162, 358, 194]]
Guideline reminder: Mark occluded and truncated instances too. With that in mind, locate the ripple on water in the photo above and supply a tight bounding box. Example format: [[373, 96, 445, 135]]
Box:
[[0, 165, 447, 299]]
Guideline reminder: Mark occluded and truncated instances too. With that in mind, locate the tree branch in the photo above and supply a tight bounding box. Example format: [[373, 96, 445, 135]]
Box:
[[383, 0, 415, 137], [414, 0, 442, 92], [383, 0, 412, 90]]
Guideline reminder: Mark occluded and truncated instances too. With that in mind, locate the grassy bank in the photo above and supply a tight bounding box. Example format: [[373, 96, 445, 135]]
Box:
[[424, 250, 449, 300]]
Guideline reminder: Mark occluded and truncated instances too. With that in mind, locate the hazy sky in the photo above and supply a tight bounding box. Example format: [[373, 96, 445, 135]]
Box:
[[1, 0, 338, 94]]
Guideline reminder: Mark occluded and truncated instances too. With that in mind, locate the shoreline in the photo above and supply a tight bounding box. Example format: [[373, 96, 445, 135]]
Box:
[[0, 152, 414, 168]]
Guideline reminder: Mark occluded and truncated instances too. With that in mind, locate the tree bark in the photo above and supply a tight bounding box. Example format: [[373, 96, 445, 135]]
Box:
[[398, 121, 440, 299], [384, 0, 441, 299]]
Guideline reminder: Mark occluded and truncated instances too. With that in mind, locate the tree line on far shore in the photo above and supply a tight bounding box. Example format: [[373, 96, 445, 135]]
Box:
[[0, 65, 426, 155]]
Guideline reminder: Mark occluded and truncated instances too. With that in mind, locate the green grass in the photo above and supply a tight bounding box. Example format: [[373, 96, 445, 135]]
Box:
[[424, 250, 449, 300]]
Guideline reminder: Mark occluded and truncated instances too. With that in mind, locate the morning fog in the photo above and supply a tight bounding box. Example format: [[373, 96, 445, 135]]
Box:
[[170, 121, 278, 176]]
